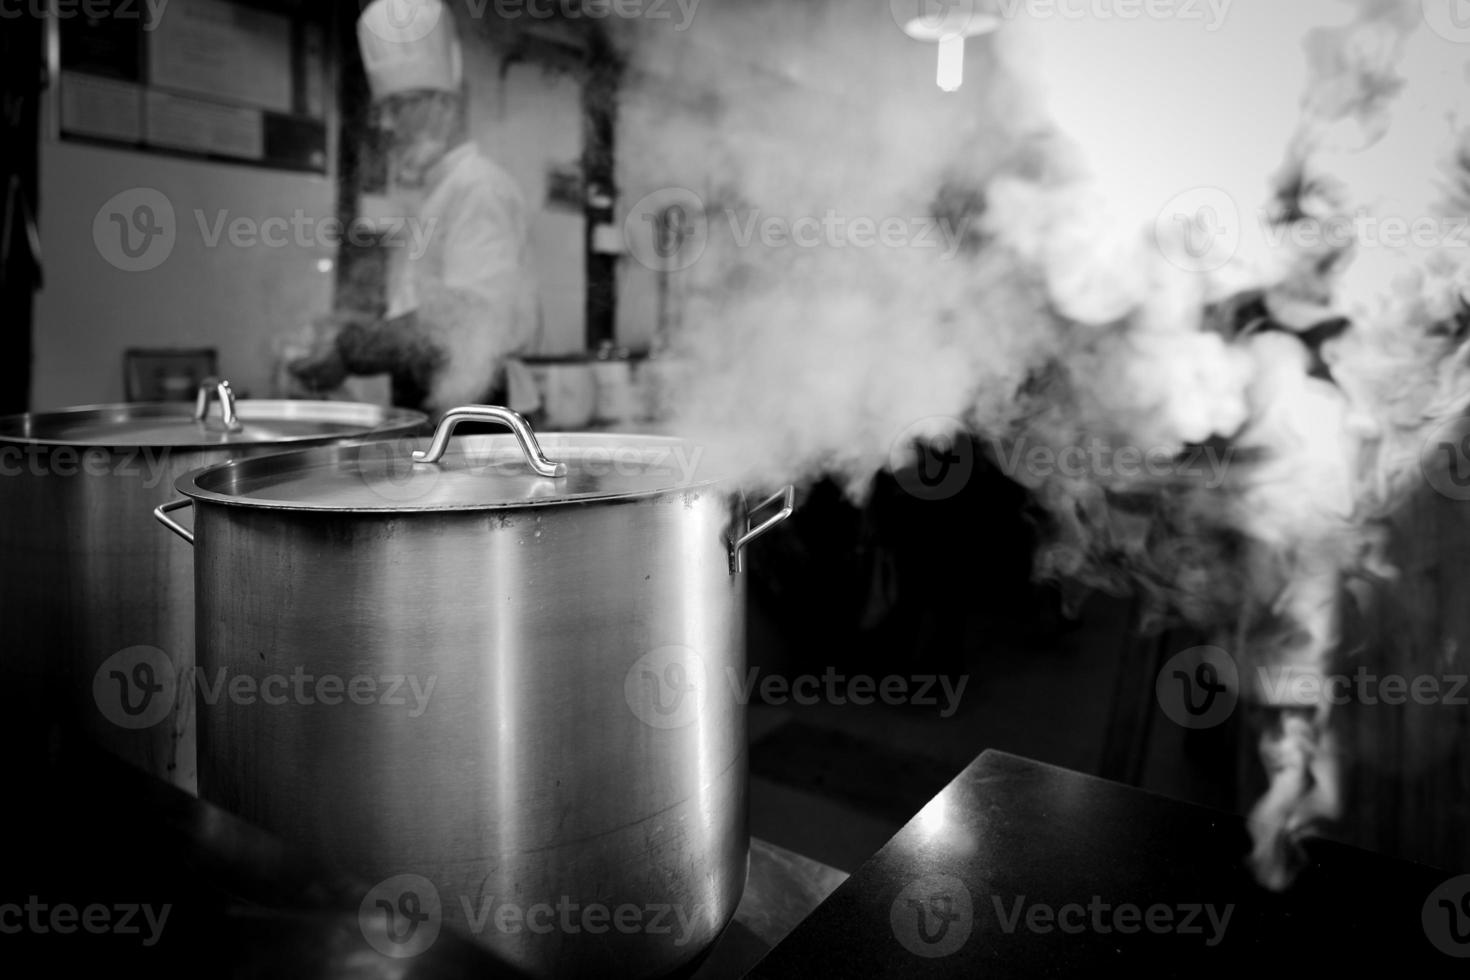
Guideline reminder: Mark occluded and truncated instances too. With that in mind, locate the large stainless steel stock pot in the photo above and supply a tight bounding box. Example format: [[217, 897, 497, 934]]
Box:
[[157, 405, 793, 978], [0, 381, 426, 792]]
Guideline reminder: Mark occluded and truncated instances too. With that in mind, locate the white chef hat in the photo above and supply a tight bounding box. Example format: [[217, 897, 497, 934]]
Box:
[[357, 0, 463, 100]]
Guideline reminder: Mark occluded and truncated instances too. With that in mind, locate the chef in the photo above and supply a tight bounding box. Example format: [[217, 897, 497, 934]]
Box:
[[290, 0, 539, 416]]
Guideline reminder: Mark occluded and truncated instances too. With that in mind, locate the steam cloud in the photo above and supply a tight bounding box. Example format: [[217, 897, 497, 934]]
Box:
[[612, 0, 1470, 631], [608, 0, 1470, 887]]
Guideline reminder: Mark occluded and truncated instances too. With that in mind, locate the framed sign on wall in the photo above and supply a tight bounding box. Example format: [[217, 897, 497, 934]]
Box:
[[54, 0, 334, 174]]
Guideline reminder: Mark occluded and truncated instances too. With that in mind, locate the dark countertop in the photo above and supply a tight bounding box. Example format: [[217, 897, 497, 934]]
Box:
[[12, 738, 1467, 976], [746, 749, 1470, 977], [0, 737, 844, 978]]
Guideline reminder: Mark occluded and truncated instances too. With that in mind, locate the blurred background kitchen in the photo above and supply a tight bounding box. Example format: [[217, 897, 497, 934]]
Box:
[[6, 0, 1470, 886]]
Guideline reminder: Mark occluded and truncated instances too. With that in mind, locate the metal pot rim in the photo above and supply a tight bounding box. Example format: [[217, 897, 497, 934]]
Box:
[[172, 431, 730, 514], [0, 399, 428, 450]]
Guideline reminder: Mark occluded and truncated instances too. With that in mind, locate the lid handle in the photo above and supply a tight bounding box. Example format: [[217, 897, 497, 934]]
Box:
[[412, 405, 567, 478], [193, 378, 242, 432]]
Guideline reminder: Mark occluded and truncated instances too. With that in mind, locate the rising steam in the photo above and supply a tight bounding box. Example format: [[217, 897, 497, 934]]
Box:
[[610, 0, 1470, 886]]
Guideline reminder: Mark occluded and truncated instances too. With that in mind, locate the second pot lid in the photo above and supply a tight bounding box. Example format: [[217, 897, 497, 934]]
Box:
[[177, 407, 722, 511], [0, 381, 426, 448]]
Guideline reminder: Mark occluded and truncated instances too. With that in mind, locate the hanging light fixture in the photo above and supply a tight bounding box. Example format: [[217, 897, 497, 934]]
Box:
[[901, 3, 1001, 92]]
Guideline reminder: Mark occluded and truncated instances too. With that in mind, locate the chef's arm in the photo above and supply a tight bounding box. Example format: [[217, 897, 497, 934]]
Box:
[[335, 312, 444, 383]]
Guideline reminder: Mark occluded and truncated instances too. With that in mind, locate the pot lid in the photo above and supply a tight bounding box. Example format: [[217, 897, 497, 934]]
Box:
[[0, 381, 426, 449], [177, 406, 720, 511]]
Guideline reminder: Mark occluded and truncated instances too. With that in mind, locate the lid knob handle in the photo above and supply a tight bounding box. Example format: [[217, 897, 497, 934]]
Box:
[[193, 378, 242, 432], [412, 405, 567, 478]]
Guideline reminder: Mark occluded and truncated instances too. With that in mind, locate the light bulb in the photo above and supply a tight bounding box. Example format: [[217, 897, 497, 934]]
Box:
[[936, 34, 965, 92]]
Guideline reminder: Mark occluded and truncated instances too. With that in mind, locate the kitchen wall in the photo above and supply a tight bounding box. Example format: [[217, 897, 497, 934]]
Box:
[[32, 2, 592, 412], [32, 141, 337, 408]]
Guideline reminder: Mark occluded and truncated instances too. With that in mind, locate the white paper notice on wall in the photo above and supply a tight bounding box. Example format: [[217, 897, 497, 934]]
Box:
[[60, 73, 143, 143], [145, 91, 264, 160], [148, 0, 293, 114], [591, 223, 625, 255]]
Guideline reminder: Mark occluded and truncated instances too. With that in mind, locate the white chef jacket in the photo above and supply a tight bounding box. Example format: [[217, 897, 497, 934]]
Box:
[[383, 141, 540, 412]]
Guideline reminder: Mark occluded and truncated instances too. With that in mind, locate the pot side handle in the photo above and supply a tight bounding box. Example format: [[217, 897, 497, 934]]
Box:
[[154, 498, 195, 546], [412, 405, 567, 478], [730, 486, 794, 574]]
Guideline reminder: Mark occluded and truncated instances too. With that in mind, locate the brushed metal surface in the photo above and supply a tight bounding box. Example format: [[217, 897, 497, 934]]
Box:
[[0, 399, 424, 446], [178, 432, 723, 510], [0, 402, 426, 794], [193, 490, 751, 978]]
